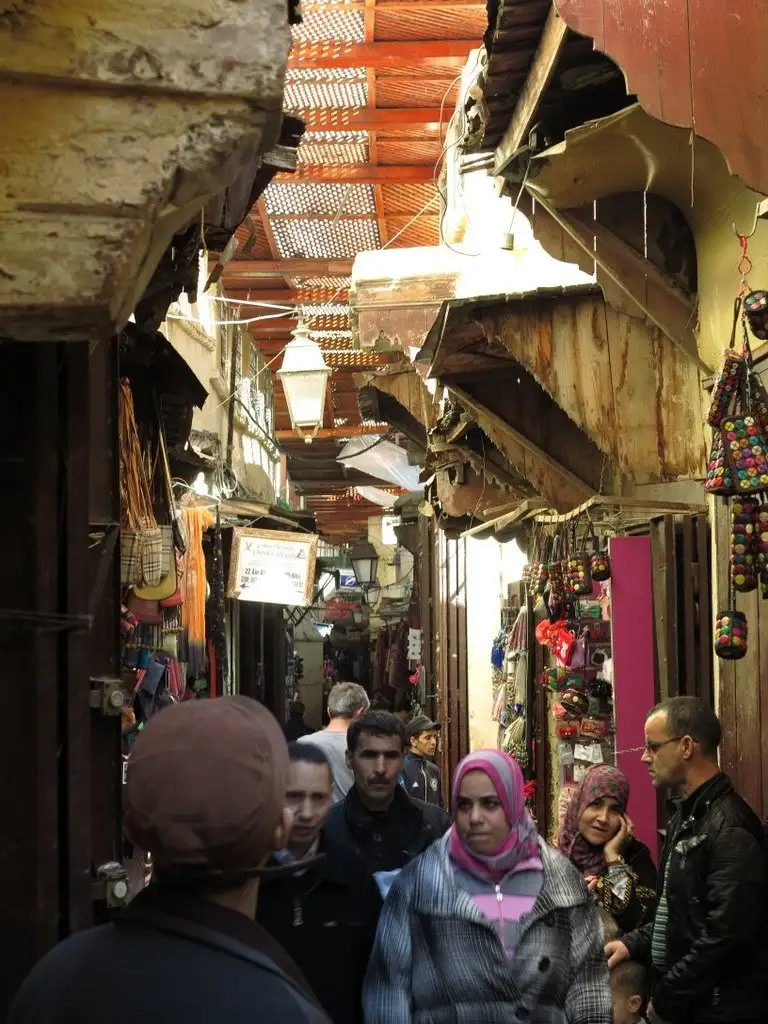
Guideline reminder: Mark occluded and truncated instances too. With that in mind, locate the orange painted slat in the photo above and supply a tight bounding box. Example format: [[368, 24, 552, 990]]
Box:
[[289, 40, 479, 68], [274, 164, 433, 183]]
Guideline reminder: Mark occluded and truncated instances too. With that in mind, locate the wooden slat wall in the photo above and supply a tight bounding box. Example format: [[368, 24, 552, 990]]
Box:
[[432, 529, 469, 800], [713, 501, 767, 818]]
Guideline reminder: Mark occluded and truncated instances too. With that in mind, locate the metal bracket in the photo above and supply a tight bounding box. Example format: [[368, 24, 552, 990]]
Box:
[[89, 676, 125, 716], [91, 862, 130, 908]]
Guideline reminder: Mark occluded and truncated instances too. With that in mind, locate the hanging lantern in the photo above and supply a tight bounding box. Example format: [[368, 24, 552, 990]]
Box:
[[364, 583, 382, 606], [277, 321, 331, 442], [350, 539, 379, 589]]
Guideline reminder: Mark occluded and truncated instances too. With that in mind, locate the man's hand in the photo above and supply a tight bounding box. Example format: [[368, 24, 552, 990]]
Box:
[[604, 939, 630, 968]]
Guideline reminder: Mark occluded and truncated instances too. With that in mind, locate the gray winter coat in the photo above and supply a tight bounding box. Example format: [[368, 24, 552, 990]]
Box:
[[363, 834, 611, 1024]]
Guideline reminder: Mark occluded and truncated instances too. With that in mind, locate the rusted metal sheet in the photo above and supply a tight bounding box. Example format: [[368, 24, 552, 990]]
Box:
[[555, 0, 768, 197], [526, 104, 768, 373], [480, 294, 706, 484]]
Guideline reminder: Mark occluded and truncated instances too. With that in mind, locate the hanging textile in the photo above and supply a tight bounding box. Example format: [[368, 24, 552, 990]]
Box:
[[179, 504, 214, 677], [206, 511, 228, 695]]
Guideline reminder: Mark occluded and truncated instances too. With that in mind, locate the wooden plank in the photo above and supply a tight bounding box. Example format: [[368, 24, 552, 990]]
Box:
[[290, 40, 479, 69], [734, 584, 761, 814], [456, 537, 469, 765], [694, 514, 713, 709], [494, 6, 568, 174], [712, 500, 737, 785], [681, 515, 696, 698], [274, 163, 433, 184], [759, 577, 768, 819], [650, 516, 678, 700], [603, 304, 706, 483], [445, 383, 594, 512]]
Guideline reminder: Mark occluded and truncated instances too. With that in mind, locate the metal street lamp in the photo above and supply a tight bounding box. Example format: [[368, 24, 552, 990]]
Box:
[[350, 539, 379, 589], [363, 583, 381, 607], [277, 321, 331, 442]]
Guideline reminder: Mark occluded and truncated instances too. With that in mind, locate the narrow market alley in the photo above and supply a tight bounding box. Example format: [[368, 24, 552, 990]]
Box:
[[2, 3, 768, 1023]]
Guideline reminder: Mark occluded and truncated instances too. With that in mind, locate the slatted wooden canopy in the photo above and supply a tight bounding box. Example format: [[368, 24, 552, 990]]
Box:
[[218, 0, 483, 539]]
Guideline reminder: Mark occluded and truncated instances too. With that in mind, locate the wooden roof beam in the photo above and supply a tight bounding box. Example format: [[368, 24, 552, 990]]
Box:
[[274, 164, 433, 184], [290, 41, 479, 69], [494, 5, 568, 175]]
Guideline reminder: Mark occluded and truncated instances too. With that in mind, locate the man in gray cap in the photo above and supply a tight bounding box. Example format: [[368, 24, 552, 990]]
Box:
[[8, 697, 331, 1024], [401, 714, 443, 807]]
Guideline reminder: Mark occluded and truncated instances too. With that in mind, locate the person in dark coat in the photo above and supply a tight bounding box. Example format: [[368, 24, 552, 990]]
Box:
[[8, 697, 330, 1024], [324, 711, 449, 888], [284, 700, 313, 741], [401, 714, 444, 807], [606, 697, 768, 1024], [558, 763, 657, 935], [258, 742, 382, 1024]]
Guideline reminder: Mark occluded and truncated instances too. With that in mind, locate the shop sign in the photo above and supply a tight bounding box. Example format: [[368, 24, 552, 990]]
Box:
[[227, 528, 318, 607], [338, 570, 358, 590], [324, 595, 360, 620]]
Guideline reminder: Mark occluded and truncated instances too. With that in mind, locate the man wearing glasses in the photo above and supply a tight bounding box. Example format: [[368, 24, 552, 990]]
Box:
[[605, 696, 767, 1024]]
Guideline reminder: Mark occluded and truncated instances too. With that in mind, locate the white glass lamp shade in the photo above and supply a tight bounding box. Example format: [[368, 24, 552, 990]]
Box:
[[364, 583, 381, 606], [350, 540, 379, 588], [277, 324, 331, 431]]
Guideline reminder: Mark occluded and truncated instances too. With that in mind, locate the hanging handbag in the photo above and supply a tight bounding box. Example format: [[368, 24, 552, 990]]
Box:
[[705, 430, 735, 495], [743, 288, 768, 341], [587, 520, 611, 582], [714, 608, 748, 660], [565, 521, 592, 597], [719, 306, 768, 497], [730, 499, 758, 593], [548, 532, 567, 607]]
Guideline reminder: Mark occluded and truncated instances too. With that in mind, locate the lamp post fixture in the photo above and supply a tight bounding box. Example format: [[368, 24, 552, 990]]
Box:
[[363, 583, 381, 607], [277, 320, 331, 442], [349, 538, 379, 590]]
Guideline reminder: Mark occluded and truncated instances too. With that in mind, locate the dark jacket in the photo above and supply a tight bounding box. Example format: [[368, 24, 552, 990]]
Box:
[[401, 752, 444, 807], [624, 772, 768, 1023], [324, 783, 449, 873], [611, 836, 658, 934], [8, 884, 330, 1024], [284, 716, 313, 742], [257, 829, 382, 1024]]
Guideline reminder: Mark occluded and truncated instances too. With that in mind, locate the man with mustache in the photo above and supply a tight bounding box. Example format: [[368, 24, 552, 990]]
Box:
[[324, 711, 449, 894]]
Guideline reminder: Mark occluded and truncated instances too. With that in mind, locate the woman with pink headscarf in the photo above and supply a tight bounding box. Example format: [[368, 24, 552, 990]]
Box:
[[363, 749, 611, 1023]]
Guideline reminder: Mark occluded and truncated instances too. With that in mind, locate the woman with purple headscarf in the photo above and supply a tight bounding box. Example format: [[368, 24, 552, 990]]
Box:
[[363, 749, 611, 1023]]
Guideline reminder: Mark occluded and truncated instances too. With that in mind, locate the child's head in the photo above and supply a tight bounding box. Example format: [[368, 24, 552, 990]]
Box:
[[610, 959, 649, 1024]]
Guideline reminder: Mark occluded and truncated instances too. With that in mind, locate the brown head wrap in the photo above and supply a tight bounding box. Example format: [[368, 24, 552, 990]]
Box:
[[125, 696, 288, 878]]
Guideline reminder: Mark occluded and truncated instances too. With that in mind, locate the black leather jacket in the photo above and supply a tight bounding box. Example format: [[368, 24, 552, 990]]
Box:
[[324, 783, 449, 873], [624, 772, 768, 1023]]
